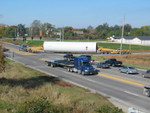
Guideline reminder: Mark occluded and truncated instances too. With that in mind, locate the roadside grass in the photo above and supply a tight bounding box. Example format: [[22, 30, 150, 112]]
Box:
[[97, 42, 150, 51], [0, 59, 121, 113], [92, 54, 150, 70]]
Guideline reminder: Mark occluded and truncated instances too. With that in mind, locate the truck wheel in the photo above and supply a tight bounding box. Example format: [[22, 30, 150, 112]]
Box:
[[78, 70, 81, 74], [81, 71, 85, 75], [112, 64, 115, 67]]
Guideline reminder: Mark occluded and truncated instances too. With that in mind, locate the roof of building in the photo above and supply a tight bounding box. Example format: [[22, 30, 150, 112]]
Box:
[[113, 36, 150, 40]]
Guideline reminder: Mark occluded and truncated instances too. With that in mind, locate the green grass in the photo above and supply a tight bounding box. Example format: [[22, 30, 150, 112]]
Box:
[[17, 40, 44, 46], [97, 42, 150, 50]]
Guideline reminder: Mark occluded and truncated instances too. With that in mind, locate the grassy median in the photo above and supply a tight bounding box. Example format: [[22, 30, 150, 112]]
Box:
[[0, 59, 123, 113]]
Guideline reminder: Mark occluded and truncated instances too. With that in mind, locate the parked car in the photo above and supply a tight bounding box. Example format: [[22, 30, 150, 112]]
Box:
[[142, 70, 150, 78], [119, 66, 138, 74], [96, 62, 110, 68]]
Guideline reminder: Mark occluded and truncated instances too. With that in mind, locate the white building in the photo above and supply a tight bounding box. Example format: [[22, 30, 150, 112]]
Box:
[[109, 36, 150, 45]]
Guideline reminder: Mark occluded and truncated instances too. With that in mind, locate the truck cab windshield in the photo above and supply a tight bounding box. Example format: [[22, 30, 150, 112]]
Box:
[[83, 62, 90, 66]]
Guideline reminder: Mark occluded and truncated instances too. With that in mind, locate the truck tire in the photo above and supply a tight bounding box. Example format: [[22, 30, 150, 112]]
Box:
[[81, 71, 85, 75], [126, 71, 129, 74], [78, 70, 81, 74], [67, 68, 70, 72], [112, 64, 115, 67]]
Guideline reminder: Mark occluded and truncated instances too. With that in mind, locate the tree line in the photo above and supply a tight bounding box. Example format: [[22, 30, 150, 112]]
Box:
[[0, 20, 150, 40]]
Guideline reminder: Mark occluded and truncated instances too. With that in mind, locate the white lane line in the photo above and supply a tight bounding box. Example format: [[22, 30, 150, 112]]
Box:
[[123, 91, 139, 97]]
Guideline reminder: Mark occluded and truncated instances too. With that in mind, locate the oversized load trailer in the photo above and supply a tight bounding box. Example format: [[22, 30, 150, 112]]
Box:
[[43, 41, 98, 53]]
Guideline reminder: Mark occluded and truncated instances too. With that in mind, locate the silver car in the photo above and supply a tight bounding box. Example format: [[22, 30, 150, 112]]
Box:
[[119, 66, 138, 74]]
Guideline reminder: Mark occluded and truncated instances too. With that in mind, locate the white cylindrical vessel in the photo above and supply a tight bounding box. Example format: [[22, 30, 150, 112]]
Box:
[[43, 41, 97, 53]]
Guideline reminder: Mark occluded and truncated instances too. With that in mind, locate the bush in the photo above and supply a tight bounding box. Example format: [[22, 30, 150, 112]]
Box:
[[95, 105, 124, 113], [17, 97, 72, 113], [0, 44, 6, 73]]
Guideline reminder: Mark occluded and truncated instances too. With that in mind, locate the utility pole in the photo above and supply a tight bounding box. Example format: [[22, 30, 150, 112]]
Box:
[[120, 16, 125, 55], [62, 27, 64, 41]]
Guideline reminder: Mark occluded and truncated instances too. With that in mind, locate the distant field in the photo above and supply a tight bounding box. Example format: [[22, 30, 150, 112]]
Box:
[[97, 42, 150, 51]]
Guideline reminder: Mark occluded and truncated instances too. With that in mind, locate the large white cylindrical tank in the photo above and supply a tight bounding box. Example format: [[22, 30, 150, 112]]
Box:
[[43, 41, 97, 53]]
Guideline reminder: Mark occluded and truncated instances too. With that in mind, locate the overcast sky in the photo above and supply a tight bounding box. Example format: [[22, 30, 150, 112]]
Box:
[[0, 0, 150, 28]]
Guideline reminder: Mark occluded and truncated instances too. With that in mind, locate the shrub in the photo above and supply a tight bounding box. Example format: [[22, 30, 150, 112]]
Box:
[[0, 44, 6, 73], [17, 97, 72, 113], [95, 105, 123, 113]]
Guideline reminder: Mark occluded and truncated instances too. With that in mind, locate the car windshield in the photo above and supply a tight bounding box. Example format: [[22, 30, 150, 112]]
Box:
[[147, 70, 150, 73]]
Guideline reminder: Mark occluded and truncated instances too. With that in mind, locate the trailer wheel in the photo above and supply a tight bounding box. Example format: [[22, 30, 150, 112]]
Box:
[[46, 62, 50, 66], [29, 49, 32, 53], [51, 63, 54, 67], [67, 68, 70, 72]]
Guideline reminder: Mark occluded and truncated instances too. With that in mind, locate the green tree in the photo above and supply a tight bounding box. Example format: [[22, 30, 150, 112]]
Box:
[[4, 26, 16, 38], [31, 20, 42, 36], [63, 27, 73, 40], [17, 24, 26, 37], [0, 26, 5, 38], [41, 22, 53, 37], [124, 24, 132, 36], [95, 23, 110, 39]]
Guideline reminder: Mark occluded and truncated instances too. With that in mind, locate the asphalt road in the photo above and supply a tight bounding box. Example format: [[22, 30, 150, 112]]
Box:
[[3, 42, 150, 113]]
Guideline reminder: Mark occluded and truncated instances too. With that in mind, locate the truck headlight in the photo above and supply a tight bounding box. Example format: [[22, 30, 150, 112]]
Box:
[[85, 70, 88, 72]]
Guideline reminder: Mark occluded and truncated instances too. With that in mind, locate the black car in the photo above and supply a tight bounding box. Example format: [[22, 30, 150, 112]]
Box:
[[96, 62, 110, 68], [105, 58, 122, 67], [63, 54, 74, 61]]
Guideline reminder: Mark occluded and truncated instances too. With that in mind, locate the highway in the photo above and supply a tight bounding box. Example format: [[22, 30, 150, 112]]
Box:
[[3, 42, 150, 113]]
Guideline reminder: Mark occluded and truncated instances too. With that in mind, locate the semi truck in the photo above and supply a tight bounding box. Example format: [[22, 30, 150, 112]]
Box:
[[45, 56, 98, 75]]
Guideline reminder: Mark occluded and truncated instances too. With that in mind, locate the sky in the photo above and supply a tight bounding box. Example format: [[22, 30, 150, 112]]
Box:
[[0, 0, 150, 28]]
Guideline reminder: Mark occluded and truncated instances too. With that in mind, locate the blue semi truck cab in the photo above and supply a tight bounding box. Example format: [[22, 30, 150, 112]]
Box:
[[74, 56, 98, 75]]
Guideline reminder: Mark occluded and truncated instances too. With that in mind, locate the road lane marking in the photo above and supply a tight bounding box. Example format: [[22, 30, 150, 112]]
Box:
[[99, 73, 148, 87], [124, 91, 139, 97], [40, 58, 49, 61]]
